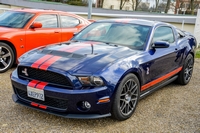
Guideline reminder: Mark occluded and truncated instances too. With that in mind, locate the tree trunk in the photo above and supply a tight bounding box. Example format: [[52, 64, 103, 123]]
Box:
[[155, 0, 159, 12], [131, 0, 135, 10], [165, 0, 171, 13], [135, 0, 141, 11], [191, 0, 194, 15], [101, 0, 104, 8], [120, 0, 126, 10]]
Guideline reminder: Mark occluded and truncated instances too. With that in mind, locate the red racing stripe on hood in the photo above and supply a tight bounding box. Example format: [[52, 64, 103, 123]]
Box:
[[31, 45, 75, 69], [39, 43, 96, 70], [31, 54, 53, 69]]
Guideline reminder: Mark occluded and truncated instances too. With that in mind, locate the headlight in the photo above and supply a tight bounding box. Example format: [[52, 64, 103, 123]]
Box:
[[77, 76, 104, 86]]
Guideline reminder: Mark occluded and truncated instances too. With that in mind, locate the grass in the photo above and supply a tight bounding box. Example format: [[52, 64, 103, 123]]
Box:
[[195, 48, 200, 58]]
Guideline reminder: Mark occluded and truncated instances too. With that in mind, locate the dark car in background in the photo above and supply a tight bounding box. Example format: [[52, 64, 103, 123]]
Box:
[[11, 19, 196, 121]]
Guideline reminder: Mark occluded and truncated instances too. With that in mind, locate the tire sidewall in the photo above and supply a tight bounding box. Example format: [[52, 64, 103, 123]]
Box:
[[178, 54, 194, 85], [112, 74, 140, 121]]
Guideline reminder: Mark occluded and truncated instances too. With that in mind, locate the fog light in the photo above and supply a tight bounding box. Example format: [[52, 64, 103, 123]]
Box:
[[83, 101, 91, 109], [77, 101, 91, 112]]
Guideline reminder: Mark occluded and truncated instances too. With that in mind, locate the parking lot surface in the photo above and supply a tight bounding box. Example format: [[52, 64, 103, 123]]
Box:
[[0, 60, 199, 133]]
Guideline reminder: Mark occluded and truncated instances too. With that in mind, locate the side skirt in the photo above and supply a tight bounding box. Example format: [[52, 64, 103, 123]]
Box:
[[139, 75, 178, 99]]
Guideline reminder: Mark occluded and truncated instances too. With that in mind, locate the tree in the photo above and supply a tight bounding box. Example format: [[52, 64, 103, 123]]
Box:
[[135, 0, 142, 11], [66, 0, 87, 6], [98, 0, 104, 8], [131, 0, 135, 10], [155, 0, 160, 12], [164, 0, 171, 13], [189, 0, 199, 15], [120, 0, 128, 10], [138, 3, 150, 11]]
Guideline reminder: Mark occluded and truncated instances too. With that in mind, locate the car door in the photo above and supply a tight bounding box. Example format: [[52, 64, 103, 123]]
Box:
[[141, 26, 182, 89], [60, 15, 84, 42], [25, 14, 61, 52]]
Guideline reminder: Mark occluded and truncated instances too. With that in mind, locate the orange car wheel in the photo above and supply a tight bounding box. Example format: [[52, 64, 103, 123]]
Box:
[[0, 42, 15, 73]]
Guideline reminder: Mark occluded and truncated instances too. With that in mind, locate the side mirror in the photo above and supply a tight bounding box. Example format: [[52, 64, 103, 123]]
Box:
[[31, 22, 42, 29], [73, 32, 78, 36], [152, 41, 170, 48]]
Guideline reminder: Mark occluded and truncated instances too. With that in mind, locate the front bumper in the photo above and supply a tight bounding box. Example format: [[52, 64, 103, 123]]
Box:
[[11, 70, 112, 119], [12, 94, 111, 119]]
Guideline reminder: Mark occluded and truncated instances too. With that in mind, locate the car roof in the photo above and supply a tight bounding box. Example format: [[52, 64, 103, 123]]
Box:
[[9, 8, 74, 15], [96, 18, 170, 27]]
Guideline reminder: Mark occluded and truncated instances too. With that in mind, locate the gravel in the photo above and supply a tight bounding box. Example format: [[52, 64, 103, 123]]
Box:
[[0, 59, 200, 133]]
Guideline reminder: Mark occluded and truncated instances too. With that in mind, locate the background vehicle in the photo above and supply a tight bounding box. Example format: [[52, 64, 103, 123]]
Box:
[[11, 19, 196, 121], [0, 9, 91, 73]]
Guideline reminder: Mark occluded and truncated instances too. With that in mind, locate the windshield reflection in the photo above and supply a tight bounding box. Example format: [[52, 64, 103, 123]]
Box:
[[73, 22, 151, 50], [0, 11, 34, 28]]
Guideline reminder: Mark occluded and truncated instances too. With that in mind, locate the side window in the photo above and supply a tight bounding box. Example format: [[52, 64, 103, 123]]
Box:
[[35, 14, 58, 28], [60, 15, 80, 28], [153, 26, 175, 43]]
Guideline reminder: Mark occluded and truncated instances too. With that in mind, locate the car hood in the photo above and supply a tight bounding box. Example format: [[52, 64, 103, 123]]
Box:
[[21, 41, 141, 75]]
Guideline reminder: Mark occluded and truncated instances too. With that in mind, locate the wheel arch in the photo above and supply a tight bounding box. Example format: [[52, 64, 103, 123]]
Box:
[[190, 50, 194, 58], [113, 68, 142, 95]]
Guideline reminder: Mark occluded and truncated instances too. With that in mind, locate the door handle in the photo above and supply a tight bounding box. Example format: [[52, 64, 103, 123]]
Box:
[[54, 31, 60, 33]]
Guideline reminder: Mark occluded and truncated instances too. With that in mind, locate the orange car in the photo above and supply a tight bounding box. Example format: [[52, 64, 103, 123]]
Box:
[[0, 9, 91, 73]]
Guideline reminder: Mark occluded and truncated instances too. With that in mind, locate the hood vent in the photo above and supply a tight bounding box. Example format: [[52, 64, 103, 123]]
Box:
[[40, 50, 86, 59]]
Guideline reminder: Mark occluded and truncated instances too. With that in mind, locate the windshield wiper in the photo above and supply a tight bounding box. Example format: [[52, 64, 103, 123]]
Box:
[[72, 39, 119, 47], [104, 42, 118, 47]]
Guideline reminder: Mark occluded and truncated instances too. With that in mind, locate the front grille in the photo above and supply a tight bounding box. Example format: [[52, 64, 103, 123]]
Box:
[[16, 88, 68, 110], [18, 66, 72, 88]]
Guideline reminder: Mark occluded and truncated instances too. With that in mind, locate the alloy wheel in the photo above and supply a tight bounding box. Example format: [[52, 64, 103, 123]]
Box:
[[0, 46, 12, 71], [184, 57, 193, 82], [120, 79, 139, 116]]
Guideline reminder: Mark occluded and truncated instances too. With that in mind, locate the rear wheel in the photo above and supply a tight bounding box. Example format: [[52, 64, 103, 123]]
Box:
[[0, 42, 15, 73], [112, 74, 140, 121], [177, 54, 194, 85]]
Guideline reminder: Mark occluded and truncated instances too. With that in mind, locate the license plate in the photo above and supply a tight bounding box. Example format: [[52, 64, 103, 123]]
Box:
[[27, 86, 45, 101]]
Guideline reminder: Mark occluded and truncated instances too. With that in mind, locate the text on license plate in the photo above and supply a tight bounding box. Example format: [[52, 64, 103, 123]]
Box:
[[27, 86, 45, 101]]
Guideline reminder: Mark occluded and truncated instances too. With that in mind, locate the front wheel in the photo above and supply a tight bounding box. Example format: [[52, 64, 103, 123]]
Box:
[[177, 54, 194, 85], [111, 74, 140, 121], [0, 42, 15, 73]]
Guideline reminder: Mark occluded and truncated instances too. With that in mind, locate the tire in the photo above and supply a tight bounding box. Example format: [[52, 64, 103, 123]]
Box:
[[177, 54, 194, 85], [111, 74, 140, 121], [0, 42, 15, 73]]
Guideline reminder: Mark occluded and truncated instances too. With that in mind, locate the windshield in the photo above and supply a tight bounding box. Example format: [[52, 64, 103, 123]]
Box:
[[0, 11, 35, 28], [73, 22, 151, 50]]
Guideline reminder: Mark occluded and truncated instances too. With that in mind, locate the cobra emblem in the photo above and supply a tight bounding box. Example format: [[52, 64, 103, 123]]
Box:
[[22, 68, 28, 76]]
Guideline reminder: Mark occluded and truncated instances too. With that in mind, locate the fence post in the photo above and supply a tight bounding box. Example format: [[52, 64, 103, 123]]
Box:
[[194, 9, 200, 48], [88, 0, 92, 19]]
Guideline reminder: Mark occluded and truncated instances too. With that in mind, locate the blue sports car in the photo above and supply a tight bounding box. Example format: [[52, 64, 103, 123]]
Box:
[[11, 19, 197, 121]]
